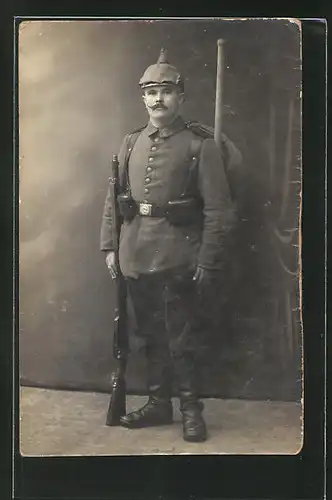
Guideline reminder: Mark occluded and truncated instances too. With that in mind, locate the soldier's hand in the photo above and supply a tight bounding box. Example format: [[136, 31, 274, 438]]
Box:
[[105, 251, 118, 279]]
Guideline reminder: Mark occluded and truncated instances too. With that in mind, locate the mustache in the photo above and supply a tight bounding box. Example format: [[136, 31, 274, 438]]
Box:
[[148, 103, 168, 110]]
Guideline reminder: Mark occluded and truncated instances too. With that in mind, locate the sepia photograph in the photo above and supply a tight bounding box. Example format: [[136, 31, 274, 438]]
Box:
[[18, 17, 303, 456]]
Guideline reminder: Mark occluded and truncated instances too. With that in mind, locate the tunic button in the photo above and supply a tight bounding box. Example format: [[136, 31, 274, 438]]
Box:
[[144, 187, 149, 194], [151, 146, 157, 151], [145, 177, 151, 184], [148, 157, 154, 162], [154, 137, 159, 142], [146, 166, 152, 172]]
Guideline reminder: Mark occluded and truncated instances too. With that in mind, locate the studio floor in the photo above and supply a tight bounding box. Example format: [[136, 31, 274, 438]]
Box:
[[20, 387, 303, 456]]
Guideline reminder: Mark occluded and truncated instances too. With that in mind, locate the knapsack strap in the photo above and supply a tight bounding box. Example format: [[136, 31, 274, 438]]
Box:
[[122, 128, 145, 194], [180, 136, 204, 197]]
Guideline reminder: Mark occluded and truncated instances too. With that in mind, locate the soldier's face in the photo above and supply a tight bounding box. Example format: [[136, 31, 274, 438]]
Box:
[[142, 85, 184, 123]]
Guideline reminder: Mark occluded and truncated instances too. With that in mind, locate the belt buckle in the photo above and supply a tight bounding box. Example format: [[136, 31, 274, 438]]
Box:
[[139, 202, 152, 216]]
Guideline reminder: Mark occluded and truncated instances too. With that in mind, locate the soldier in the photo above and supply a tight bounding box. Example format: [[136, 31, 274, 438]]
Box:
[[100, 48, 236, 442]]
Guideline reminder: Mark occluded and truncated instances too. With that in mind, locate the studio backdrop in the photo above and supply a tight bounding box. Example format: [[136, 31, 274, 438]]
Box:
[[18, 19, 302, 401]]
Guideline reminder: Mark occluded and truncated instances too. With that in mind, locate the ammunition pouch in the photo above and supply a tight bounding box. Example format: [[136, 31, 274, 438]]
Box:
[[165, 197, 203, 226], [117, 193, 137, 222]]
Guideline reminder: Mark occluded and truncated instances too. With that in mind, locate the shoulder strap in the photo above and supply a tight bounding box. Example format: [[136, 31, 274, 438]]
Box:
[[185, 120, 214, 139]]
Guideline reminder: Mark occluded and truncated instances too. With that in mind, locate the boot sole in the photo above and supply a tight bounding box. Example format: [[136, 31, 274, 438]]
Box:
[[183, 434, 207, 443], [119, 419, 174, 429]]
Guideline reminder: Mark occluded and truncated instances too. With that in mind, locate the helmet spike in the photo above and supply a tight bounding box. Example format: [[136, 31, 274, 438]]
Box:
[[157, 47, 168, 64]]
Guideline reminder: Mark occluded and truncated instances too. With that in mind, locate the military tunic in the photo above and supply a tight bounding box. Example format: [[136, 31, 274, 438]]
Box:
[[100, 115, 235, 279]]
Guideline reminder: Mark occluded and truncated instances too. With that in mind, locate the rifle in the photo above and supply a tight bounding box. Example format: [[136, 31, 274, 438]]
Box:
[[105, 154, 129, 426], [214, 38, 243, 204], [214, 38, 225, 151]]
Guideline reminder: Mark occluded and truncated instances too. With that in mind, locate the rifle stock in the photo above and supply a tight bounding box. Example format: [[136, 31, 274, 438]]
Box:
[[106, 358, 127, 426], [105, 155, 129, 426]]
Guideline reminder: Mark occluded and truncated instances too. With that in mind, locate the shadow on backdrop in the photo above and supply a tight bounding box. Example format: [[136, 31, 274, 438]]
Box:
[[19, 19, 302, 401]]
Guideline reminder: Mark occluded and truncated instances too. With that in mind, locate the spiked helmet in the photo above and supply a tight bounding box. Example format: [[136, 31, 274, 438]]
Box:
[[139, 48, 184, 91]]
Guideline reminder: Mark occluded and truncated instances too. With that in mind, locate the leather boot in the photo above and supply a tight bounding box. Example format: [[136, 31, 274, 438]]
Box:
[[180, 391, 207, 442], [172, 349, 208, 442], [119, 386, 173, 429], [120, 317, 174, 429]]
